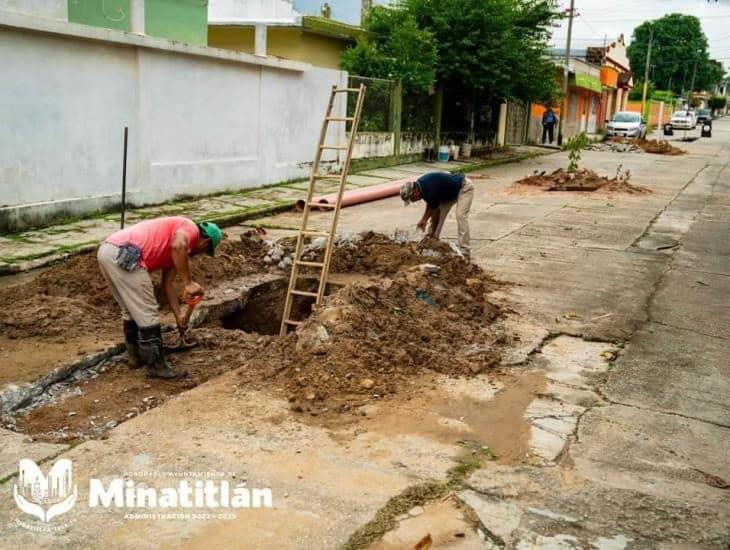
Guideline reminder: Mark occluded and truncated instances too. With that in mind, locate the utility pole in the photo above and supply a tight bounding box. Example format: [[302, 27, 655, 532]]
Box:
[[557, 0, 575, 146], [641, 27, 653, 119], [361, 0, 371, 25], [688, 60, 698, 107]]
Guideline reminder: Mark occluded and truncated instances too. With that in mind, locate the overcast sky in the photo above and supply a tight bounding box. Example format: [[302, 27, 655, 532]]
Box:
[[550, 0, 730, 68], [303, 0, 730, 70]]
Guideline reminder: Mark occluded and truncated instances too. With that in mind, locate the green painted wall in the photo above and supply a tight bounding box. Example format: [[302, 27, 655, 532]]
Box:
[[145, 0, 208, 46], [68, 0, 131, 32]]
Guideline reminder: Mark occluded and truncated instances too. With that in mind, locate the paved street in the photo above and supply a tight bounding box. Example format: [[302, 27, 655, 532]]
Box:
[[1, 122, 728, 548]]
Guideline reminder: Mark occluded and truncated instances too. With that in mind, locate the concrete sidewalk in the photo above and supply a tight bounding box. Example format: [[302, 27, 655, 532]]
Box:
[[0, 147, 549, 274]]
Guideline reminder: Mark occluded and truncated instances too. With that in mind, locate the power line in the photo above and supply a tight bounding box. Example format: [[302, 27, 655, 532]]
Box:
[[568, 14, 730, 23]]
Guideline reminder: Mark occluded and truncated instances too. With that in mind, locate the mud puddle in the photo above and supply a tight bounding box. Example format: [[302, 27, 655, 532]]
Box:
[[373, 498, 484, 549], [345, 371, 546, 464]]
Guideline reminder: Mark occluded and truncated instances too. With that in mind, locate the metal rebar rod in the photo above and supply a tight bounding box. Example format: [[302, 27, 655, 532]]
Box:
[[120, 126, 128, 229]]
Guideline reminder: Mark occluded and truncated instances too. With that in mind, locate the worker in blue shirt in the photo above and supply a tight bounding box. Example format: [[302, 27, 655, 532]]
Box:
[[400, 171, 474, 258]]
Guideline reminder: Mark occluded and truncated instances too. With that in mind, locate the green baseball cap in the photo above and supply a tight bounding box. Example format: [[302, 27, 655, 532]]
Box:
[[197, 222, 223, 256]]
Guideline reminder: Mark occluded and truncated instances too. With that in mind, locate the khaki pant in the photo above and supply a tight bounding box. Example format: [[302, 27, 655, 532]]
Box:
[[429, 177, 474, 255], [97, 242, 159, 327]]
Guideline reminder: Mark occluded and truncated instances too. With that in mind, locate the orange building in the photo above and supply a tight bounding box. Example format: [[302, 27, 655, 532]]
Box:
[[528, 59, 603, 143], [588, 35, 634, 124]]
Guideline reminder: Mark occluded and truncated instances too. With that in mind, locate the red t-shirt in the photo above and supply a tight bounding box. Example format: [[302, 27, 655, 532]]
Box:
[[106, 217, 200, 272]]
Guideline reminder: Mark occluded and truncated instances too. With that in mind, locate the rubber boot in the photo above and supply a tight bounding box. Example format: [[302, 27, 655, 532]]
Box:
[[138, 325, 187, 379], [123, 319, 143, 369]]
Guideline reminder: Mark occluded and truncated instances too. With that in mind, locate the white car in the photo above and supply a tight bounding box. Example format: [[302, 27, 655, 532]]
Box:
[[670, 111, 696, 130], [606, 111, 647, 138]]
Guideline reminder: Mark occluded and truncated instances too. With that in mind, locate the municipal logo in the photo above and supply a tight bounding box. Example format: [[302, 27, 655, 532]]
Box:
[[14, 458, 78, 523]]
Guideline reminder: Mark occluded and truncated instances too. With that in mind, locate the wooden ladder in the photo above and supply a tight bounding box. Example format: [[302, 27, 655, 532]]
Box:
[[279, 83, 366, 335]]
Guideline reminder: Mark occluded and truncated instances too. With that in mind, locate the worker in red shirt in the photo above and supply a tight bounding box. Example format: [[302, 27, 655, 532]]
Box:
[[97, 217, 222, 379]]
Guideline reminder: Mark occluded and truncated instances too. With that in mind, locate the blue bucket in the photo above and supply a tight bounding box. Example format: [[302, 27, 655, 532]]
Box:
[[437, 146, 450, 162]]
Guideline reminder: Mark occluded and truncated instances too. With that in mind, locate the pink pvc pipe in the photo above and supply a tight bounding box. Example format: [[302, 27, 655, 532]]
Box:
[[296, 177, 413, 211]]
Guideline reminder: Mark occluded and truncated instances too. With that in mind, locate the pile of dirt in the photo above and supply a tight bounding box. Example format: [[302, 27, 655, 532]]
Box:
[[635, 138, 685, 156], [329, 232, 459, 276], [516, 168, 650, 194], [0, 235, 270, 340], [7, 234, 510, 442], [233, 238, 507, 416], [0, 253, 117, 339], [189, 234, 268, 288]]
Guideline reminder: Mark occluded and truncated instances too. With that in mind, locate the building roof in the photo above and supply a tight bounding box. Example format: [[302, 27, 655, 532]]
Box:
[[208, 0, 366, 41], [300, 16, 367, 41]]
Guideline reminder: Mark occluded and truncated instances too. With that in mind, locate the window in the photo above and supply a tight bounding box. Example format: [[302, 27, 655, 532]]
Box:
[[612, 113, 641, 123]]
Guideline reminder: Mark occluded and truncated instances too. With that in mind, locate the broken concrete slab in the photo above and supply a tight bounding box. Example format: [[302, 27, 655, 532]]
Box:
[[495, 317, 549, 367], [534, 336, 613, 390], [0, 428, 68, 481], [458, 489, 523, 545], [571, 404, 730, 505], [650, 268, 730, 340], [604, 322, 730, 426]]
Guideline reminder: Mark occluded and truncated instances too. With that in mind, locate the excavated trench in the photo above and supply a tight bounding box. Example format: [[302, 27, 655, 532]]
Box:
[[2, 232, 509, 446], [2, 278, 302, 442], [2, 276, 350, 443], [219, 278, 341, 335]]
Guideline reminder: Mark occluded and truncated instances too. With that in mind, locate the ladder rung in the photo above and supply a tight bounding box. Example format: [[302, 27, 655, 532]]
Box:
[[313, 174, 342, 180], [283, 319, 301, 326], [334, 87, 360, 93], [301, 230, 330, 237], [307, 202, 336, 209], [326, 117, 354, 122], [291, 290, 318, 298], [296, 260, 325, 267], [320, 145, 349, 150]]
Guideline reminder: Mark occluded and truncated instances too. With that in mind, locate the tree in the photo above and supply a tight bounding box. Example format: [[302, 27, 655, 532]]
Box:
[[628, 14, 725, 94], [343, 0, 560, 104], [708, 95, 727, 113], [341, 5, 437, 95], [403, 0, 560, 104]]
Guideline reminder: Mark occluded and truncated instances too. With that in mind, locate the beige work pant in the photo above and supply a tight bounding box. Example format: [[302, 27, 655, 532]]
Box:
[[429, 177, 474, 255], [97, 242, 159, 327]]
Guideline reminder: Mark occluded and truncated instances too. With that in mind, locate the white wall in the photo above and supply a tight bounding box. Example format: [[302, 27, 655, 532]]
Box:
[[208, 0, 300, 24], [0, 18, 346, 230], [0, 0, 65, 20], [400, 132, 433, 155], [350, 132, 394, 159], [0, 28, 139, 207], [349, 132, 434, 160]]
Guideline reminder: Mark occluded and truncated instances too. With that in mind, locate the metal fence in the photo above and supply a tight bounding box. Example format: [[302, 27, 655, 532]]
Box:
[[402, 91, 434, 133], [348, 75, 396, 132]]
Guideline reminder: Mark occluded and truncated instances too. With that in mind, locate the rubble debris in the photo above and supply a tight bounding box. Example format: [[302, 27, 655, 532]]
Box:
[[516, 168, 649, 194], [587, 137, 685, 156], [634, 138, 685, 155], [237, 235, 506, 417], [586, 141, 642, 154]]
